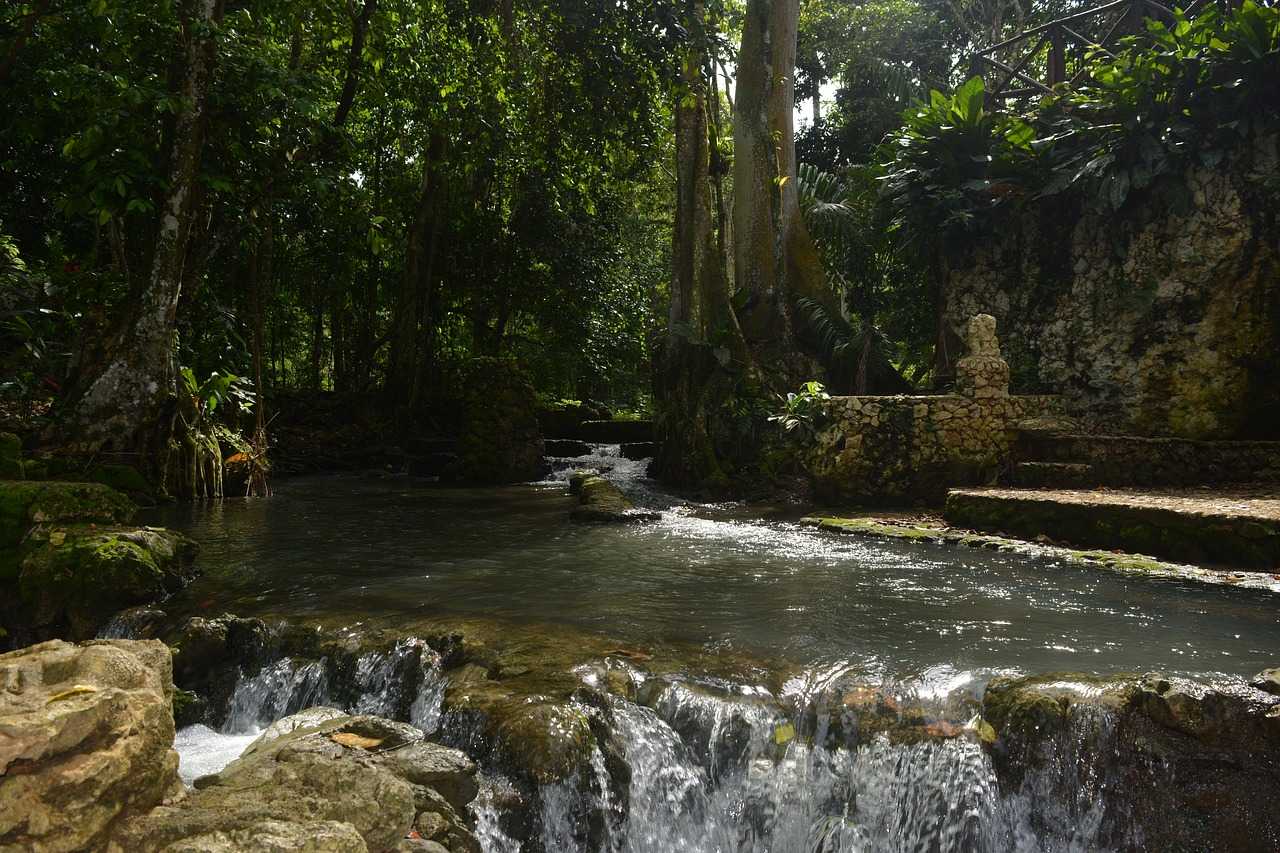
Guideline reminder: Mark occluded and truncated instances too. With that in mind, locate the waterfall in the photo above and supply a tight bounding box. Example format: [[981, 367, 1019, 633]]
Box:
[[181, 645, 1129, 851]]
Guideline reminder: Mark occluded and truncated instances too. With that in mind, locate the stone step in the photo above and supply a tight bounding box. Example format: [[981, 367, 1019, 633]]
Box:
[[1011, 462, 1097, 488], [1014, 432, 1280, 486], [945, 487, 1280, 570], [544, 439, 593, 458], [620, 442, 656, 460], [577, 420, 654, 443]]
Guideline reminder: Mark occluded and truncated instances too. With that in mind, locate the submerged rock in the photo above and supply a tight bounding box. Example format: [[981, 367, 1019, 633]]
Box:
[[0, 639, 182, 852], [569, 475, 659, 523], [15, 524, 198, 642], [115, 710, 480, 853]]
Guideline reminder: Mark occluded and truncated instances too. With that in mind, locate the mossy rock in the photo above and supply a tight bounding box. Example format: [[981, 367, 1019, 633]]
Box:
[[570, 476, 659, 523], [15, 524, 199, 641], [89, 463, 154, 500], [0, 432, 20, 468], [0, 480, 136, 552]]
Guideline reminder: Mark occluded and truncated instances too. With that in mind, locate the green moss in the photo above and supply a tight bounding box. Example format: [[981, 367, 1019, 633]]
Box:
[[16, 524, 197, 640], [90, 464, 154, 498]]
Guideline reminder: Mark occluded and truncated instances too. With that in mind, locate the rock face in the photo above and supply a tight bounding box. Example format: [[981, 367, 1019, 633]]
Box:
[[112, 711, 480, 853], [0, 639, 183, 852], [452, 358, 545, 484], [945, 132, 1280, 439], [982, 671, 1280, 850]]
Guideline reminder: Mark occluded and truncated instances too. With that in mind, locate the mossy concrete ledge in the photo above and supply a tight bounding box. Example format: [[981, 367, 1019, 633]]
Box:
[[944, 487, 1280, 570], [799, 514, 1280, 590]]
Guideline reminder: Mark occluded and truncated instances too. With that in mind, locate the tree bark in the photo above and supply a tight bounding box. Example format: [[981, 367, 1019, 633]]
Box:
[[386, 134, 445, 406], [652, 5, 741, 487], [731, 0, 834, 389], [51, 0, 225, 475]]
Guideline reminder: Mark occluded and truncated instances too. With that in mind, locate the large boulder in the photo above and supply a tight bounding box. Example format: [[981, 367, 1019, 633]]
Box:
[[112, 711, 480, 853], [452, 358, 545, 484], [0, 639, 182, 852], [12, 524, 198, 644]]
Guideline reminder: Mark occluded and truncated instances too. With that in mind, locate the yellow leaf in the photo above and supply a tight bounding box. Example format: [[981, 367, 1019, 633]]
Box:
[[47, 684, 99, 703], [773, 722, 795, 746], [330, 732, 383, 750]]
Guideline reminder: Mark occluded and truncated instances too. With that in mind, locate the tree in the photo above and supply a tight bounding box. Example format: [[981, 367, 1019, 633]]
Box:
[[51, 0, 225, 483]]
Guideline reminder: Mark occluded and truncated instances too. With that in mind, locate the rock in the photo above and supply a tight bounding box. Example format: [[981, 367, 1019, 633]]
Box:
[[0, 480, 136, 552], [113, 712, 480, 853], [90, 464, 155, 502], [544, 439, 592, 458], [0, 639, 182, 852], [981, 671, 1280, 850], [0, 432, 21, 479], [1251, 667, 1280, 696], [569, 476, 659, 523], [241, 705, 349, 751], [15, 524, 199, 642], [567, 469, 599, 495]]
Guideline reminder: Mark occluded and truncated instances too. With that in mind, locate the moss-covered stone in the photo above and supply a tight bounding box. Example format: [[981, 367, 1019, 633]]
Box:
[[0, 480, 136, 548], [89, 463, 154, 500], [570, 475, 659, 523], [14, 524, 198, 641], [0, 432, 22, 479]]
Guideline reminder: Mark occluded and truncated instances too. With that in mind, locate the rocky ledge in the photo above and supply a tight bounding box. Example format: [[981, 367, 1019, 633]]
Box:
[[0, 638, 481, 853]]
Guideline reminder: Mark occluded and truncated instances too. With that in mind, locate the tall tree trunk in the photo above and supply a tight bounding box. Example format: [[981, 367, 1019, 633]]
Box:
[[731, 0, 833, 389], [386, 134, 445, 407], [50, 0, 224, 479], [653, 6, 741, 487]]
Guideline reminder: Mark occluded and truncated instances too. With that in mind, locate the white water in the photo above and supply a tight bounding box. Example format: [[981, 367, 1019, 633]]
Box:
[[175, 638, 447, 783]]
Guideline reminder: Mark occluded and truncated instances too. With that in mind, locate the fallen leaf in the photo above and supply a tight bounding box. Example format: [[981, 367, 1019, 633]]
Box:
[[47, 684, 99, 703], [330, 732, 384, 750], [773, 722, 796, 746]]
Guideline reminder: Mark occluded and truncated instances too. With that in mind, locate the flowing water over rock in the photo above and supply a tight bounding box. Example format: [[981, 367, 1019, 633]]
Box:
[[143, 454, 1280, 850]]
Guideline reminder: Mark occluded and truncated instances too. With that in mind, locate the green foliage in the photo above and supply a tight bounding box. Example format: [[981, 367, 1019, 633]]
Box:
[[879, 3, 1280, 240], [179, 368, 254, 422], [768, 381, 830, 439]]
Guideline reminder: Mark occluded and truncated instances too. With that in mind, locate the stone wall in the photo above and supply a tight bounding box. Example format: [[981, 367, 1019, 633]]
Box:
[[945, 132, 1280, 440], [805, 393, 1062, 503]]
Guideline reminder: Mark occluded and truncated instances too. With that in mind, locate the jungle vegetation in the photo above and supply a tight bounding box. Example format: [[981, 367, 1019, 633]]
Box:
[[2, 0, 1277, 494]]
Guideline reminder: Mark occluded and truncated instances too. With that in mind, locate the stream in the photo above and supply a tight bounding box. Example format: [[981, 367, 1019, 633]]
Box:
[[141, 444, 1280, 852]]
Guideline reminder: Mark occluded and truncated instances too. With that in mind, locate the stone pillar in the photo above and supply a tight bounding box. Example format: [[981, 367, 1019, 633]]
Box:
[[955, 314, 1010, 398]]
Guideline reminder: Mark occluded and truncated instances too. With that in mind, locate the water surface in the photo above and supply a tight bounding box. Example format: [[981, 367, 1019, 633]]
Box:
[[149, 458, 1280, 686]]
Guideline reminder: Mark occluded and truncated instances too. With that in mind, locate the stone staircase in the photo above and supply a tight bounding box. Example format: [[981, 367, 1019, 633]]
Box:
[[1006, 424, 1280, 489]]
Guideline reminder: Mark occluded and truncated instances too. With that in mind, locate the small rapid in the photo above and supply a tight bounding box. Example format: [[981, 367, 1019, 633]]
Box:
[[168, 637, 1133, 852]]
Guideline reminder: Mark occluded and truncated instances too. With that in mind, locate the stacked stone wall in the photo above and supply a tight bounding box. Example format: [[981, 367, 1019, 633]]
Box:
[[805, 393, 1063, 503]]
